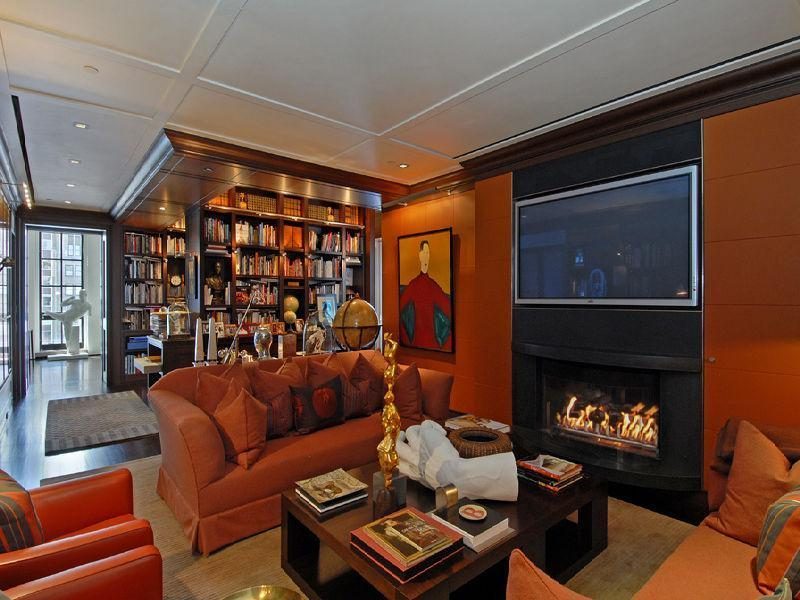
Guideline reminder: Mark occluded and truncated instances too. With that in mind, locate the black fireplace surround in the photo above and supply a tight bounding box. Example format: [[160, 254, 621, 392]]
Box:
[[511, 123, 703, 491]]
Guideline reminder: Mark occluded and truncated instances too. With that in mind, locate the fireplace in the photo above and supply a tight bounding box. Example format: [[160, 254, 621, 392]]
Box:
[[544, 361, 660, 458]]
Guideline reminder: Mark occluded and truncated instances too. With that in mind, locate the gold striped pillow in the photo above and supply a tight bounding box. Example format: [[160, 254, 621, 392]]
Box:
[[0, 470, 44, 553], [757, 487, 800, 597]]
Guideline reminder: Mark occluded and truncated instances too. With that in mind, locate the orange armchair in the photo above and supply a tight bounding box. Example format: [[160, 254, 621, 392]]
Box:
[[0, 469, 162, 599]]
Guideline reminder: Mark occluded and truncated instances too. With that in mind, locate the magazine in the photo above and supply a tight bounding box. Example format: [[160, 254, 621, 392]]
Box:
[[445, 414, 510, 433], [295, 468, 367, 506], [516, 455, 581, 481]]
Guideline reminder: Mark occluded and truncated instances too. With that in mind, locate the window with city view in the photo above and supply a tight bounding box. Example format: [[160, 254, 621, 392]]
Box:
[[40, 232, 84, 349]]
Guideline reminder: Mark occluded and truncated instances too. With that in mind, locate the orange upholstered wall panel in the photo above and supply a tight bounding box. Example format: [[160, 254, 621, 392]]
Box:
[[381, 173, 513, 423], [702, 94, 800, 481]]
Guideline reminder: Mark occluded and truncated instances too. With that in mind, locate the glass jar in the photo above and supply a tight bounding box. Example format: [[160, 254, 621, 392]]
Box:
[[253, 319, 273, 359], [166, 301, 190, 338]]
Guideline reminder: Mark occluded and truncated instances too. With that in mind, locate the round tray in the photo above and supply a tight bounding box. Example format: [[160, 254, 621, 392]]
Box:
[[448, 427, 513, 458]]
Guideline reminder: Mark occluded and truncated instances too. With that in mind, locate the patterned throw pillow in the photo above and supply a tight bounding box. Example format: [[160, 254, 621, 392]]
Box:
[[0, 470, 44, 553], [311, 359, 369, 418], [291, 376, 344, 434], [756, 488, 800, 597], [349, 353, 383, 413], [247, 369, 296, 438]]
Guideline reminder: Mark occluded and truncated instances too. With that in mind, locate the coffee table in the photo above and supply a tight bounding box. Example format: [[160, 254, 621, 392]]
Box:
[[281, 463, 607, 599]]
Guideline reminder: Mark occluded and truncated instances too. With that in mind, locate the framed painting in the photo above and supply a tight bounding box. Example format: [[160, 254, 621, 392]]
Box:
[[316, 294, 337, 325], [397, 228, 454, 353]]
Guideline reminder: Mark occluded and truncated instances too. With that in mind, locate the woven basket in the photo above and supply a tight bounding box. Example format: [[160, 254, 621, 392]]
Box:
[[448, 427, 513, 458]]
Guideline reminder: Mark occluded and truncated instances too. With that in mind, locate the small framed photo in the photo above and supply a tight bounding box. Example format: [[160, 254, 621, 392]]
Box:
[[317, 294, 337, 325], [215, 321, 225, 337]]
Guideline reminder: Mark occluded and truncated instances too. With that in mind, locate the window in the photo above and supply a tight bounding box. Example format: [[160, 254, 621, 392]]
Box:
[[40, 232, 84, 349]]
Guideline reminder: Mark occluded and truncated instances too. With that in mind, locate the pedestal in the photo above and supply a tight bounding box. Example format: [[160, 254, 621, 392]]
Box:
[[372, 469, 407, 518]]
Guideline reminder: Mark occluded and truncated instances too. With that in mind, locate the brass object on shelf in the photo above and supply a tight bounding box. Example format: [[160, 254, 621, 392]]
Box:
[[221, 585, 300, 600], [377, 333, 400, 490]]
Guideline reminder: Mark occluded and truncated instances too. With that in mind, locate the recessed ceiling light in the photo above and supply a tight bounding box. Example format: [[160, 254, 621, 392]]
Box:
[[398, 163, 409, 169], [65, 183, 76, 188], [64, 200, 72, 204], [68, 159, 81, 165], [159, 206, 166, 211], [82, 65, 99, 75], [73, 122, 88, 129]]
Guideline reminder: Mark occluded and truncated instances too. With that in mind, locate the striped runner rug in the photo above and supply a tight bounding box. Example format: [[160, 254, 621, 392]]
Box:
[[44, 391, 158, 455]]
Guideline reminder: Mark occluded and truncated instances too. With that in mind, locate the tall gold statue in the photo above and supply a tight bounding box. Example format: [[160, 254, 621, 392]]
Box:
[[377, 332, 401, 490]]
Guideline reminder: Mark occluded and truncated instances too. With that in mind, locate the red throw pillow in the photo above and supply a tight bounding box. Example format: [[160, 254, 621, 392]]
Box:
[[196, 371, 243, 415], [309, 359, 369, 418], [212, 388, 268, 469], [220, 363, 254, 395], [0, 470, 44, 553], [706, 420, 800, 546], [393, 364, 423, 422], [349, 353, 383, 413], [291, 376, 344, 434], [248, 368, 298, 438]]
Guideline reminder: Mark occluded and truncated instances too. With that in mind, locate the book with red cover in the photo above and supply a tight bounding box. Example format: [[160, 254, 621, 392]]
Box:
[[517, 455, 582, 481], [351, 535, 463, 584]]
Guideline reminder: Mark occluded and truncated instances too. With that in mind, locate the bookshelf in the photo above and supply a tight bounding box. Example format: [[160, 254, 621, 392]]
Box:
[[187, 187, 370, 331]]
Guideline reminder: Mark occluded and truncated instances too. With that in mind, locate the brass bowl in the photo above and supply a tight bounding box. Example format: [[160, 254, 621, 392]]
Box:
[[221, 585, 301, 600]]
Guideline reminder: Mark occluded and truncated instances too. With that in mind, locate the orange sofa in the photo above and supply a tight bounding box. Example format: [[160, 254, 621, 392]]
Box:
[[150, 350, 453, 555], [0, 469, 162, 600]]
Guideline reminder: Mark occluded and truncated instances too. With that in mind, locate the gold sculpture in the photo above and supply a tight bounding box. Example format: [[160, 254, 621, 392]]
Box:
[[377, 332, 401, 490]]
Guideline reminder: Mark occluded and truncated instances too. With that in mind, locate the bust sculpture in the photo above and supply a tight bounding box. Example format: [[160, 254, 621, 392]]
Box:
[[45, 289, 91, 355], [205, 260, 227, 304]]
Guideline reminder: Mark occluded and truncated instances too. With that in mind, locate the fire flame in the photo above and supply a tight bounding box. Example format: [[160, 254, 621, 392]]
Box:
[[555, 395, 659, 447]]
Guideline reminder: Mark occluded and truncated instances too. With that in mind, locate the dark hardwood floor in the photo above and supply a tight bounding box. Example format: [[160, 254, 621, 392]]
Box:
[[0, 357, 160, 489]]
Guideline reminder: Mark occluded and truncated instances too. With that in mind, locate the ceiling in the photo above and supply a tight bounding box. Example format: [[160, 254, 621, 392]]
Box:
[[0, 0, 798, 212]]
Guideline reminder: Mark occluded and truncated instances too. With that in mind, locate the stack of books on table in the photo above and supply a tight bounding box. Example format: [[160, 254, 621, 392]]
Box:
[[429, 498, 514, 552], [517, 454, 584, 493], [350, 507, 464, 584], [444, 414, 510, 433], [294, 468, 368, 516]]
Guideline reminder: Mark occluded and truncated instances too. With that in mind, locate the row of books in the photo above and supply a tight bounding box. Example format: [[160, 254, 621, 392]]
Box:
[[345, 232, 364, 254], [307, 257, 342, 279], [166, 235, 185, 256], [234, 251, 279, 277], [123, 307, 155, 331], [517, 455, 584, 493], [308, 230, 341, 253], [282, 256, 304, 277], [208, 311, 232, 325], [309, 282, 340, 304], [125, 257, 163, 280], [124, 282, 163, 305], [235, 282, 278, 305], [204, 217, 231, 244], [235, 222, 277, 247], [124, 232, 162, 255], [307, 202, 339, 222]]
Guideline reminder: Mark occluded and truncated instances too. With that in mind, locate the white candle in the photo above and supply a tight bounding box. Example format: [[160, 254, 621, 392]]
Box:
[[194, 318, 205, 363]]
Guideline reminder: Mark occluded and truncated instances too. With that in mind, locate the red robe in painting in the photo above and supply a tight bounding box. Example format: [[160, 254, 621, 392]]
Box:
[[399, 272, 452, 351]]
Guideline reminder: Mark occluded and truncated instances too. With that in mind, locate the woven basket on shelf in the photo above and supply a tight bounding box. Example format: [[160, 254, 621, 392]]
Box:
[[448, 427, 513, 458]]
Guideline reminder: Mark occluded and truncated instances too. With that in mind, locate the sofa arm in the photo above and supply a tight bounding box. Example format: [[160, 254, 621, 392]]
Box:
[[30, 470, 133, 541], [150, 389, 226, 494], [0, 519, 153, 589], [4, 546, 162, 600]]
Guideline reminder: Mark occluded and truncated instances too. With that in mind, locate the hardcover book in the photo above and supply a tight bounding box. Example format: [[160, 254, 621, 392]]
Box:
[[295, 468, 367, 506], [429, 499, 511, 551], [517, 455, 582, 481]]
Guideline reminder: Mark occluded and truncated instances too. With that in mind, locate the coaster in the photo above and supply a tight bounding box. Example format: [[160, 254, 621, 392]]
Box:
[[459, 503, 487, 521]]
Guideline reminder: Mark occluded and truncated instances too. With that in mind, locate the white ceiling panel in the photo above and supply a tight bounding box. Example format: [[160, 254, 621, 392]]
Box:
[[0, 0, 218, 69], [19, 94, 152, 211], [393, 0, 800, 157], [328, 138, 459, 184], [0, 24, 175, 117], [200, 0, 642, 133], [168, 85, 371, 163]]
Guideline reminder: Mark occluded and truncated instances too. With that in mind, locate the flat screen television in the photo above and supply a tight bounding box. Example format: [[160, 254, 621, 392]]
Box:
[[514, 165, 698, 307]]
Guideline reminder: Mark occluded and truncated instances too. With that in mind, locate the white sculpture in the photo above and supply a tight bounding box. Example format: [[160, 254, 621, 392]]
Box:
[[396, 420, 518, 502], [44, 289, 91, 355]]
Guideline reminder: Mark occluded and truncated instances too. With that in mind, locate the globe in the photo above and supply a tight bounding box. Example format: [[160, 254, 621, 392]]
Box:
[[283, 294, 300, 313], [332, 297, 380, 350], [283, 310, 297, 325]]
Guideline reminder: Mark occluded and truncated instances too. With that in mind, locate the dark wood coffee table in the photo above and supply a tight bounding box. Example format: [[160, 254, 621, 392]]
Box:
[[281, 464, 607, 599]]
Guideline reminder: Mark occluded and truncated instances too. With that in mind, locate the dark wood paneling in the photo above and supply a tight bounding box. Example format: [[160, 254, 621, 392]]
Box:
[[463, 50, 800, 180]]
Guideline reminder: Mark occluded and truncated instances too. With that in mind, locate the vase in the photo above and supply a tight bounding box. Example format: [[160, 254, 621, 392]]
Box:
[[253, 321, 273, 359]]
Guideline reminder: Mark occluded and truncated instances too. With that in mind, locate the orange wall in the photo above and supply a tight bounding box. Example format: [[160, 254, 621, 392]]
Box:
[[702, 94, 800, 476], [381, 173, 513, 423]]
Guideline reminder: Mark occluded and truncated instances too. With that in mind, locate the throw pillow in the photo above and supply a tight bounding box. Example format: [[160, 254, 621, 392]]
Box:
[[349, 353, 383, 413], [393, 364, 423, 422], [756, 488, 800, 596], [196, 371, 243, 415], [247, 369, 296, 438], [760, 578, 794, 600], [309, 359, 369, 418], [706, 421, 800, 546], [506, 549, 589, 600], [220, 363, 254, 395], [212, 388, 268, 469], [0, 470, 44, 553], [291, 376, 344, 434]]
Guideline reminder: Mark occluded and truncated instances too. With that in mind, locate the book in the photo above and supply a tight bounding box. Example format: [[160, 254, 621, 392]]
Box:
[[295, 468, 367, 506], [428, 498, 511, 552], [517, 455, 582, 481], [517, 469, 585, 493], [295, 487, 368, 514], [445, 414, 510, 433], [350, 507, 463, 583]]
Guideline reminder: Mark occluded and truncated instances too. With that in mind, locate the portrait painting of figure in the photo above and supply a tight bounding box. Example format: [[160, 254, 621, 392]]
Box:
[[398, 228, 453, 353]]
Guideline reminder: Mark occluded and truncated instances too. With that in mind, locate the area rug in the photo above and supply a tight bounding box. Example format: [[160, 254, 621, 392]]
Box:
[[58, 456, 694, 600], [44, 391, 158, 455]]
